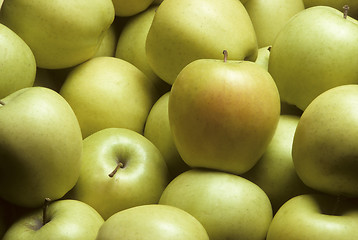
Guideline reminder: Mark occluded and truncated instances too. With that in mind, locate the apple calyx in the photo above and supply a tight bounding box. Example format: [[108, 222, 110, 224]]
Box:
[[42, 198, 51, 226], [223, 50, 228, 62], [108, 161, 125, 177], [343, 5, 350, 19]]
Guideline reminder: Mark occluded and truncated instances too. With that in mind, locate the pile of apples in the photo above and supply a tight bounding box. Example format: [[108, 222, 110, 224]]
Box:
[[0, 0, 358, 239]]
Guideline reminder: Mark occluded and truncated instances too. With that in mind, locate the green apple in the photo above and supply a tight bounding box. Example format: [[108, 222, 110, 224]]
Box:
[[96, 204, 209, 240], [159, 169, 273, 240], [92, 20, 120, 58], [255, 45, 271, 70], [242, 115, 314, 213], [292, 84, 358, 197], [146, 0, 258, 85], [168, 55, 280, 175], [60, 56, 159, 139], [112, 0, 154, 17], [33, 68, 69, 93], [280, 101, 303, 116], [0, 87, 83, 208], [268, 6, 358, 110], [115, 6, 170, 94], [144, 92, 190, 179], [67, 128, 170, 220], [3, 199, 104, 240], [244, 0, 305, 48], [0, 23, 36, 99], [303, 0, 358, 18], [0, 0, 115, 69], [266, 193, 358, 240]]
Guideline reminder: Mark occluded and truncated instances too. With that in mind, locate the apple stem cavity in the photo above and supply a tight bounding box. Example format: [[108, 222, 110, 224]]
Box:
[[343, 5, 350, 19], [43, 198, 51, 226], [223, 50, 228, 62], [108, 162, 124, 177]]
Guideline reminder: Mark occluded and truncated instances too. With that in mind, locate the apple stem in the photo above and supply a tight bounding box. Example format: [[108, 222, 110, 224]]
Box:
[[0, 100, 5, 106], [223, 50, 228, 62], [343, 5, 349, 19], [43, 198, 51, 226], [108, 162, 124, 177], [267, 46, 272, 52]]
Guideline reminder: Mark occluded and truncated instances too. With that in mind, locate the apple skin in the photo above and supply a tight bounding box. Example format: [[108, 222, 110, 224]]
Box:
[[3, 199, 104, 240], [292, 85, 358, 197], [96, 204, 209, 240], [0, 0, 115, 69], [0, 87, 83, 208], [159, 169, 273, 240], [169, 59, 280, 175], [268, 6, 358, 110], [266, 193, 358, 240], [0, 23, 36, 99], [303, 0, 358, 18], [254, 45, 271, 70], [146, 0, 258, 85], [60, 56, 159, 139], [244, 0, 305, 48], [112, 0, 154, 17], [242, 115, 315, 213], [67, 128, 170, 220]]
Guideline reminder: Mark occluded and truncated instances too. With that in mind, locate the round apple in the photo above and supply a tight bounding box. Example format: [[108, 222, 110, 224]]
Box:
[[168, 54, 281, 175]]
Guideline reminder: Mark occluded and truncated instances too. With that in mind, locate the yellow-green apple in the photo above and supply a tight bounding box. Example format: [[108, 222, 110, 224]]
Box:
[[242, 115, 314, 213], [96, 204, 209, 240], [255, 45, 271, 70], [0, 87, 83, 208], [280, 101, 303, 116], [0, 0, 115, 69], [67, 128, 170, 220], [92, 20, 120, 58], [303, 0, 358, 18], [33, 68, 69, 93], [292, 84, 358, 197], [168, 54, 280, 175], [268, 6, 358, 110], [244, 0, 304, 47], [146, 0, 258, 85], [60, 56, 159, 139], [144, 92, 190, 179], [159, 169, 273, 240], [0, 23, 36, 99], [266, 194, 358, 240], [112, 0, 154, 17], [3, 199, 104, 240], [115, 6, 170, 94]]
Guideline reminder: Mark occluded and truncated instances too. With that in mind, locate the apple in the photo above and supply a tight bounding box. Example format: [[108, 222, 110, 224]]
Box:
[[96, 204, 209, 240], [0, 87, 83, 208], [67, 127, 170, 220], [266, 193, 358, 240], [292, 84, 358, 197], [33, 68, 69, 93], [0, 23, 36, 99], [112, 0, 154, 17], [268, 6, 358, 110], [255, 45, 271, 70], [59, 56, 159, 139], [303, 0, 358, 18], [168, 52, 280, 175], [92, 20, 120, 58], [144, 92, 190, 179], [244, 0, 305, 48], [0, 0, 115, 69], [3, 199, 104, 240], [115, 6, 171, 94], [159, 169, 273, 240], [146, 0, 258, 85], [242, 115, 315, 213]]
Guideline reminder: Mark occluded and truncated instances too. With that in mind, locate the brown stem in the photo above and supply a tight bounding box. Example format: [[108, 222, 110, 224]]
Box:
[[223, 50, 228, 62], [43, 198, 51, 226], [0, 100, 5, 106], [108, 162, 124, 177], [343, 5, 349, 19]]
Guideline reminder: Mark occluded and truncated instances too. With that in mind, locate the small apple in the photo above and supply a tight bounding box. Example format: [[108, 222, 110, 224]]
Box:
[[254, 45, 271, 70], [266, 193, 358, 240], [59, 56, 159, 138], [268, 6, 358, 110], [96, 204, 209, 240], [3, 199, 104, 240], [146, 0, 258, 85], [159, 169, 273, 240], [92, 20, 120, 58], [292, 84, 358, 197], [0, 23, 36, 99], [67, 128, 170, 220], [168, 52, 280, 175], [112, 0, 154, 17], [0, 87, 83, 208]]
